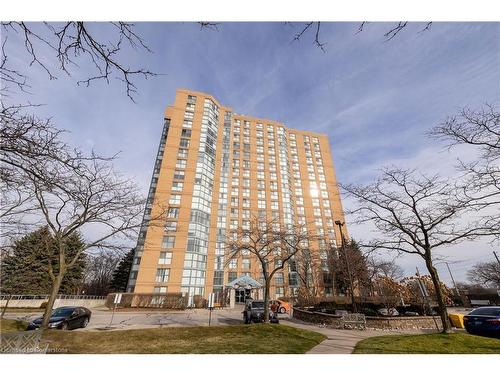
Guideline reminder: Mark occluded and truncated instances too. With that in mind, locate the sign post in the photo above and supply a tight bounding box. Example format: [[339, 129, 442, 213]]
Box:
[[207, 293, 215, 326], [108, 293, 122, 327]]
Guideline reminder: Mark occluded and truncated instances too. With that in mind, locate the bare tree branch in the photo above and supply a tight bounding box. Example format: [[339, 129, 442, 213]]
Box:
[[1, 22, 157, 100]]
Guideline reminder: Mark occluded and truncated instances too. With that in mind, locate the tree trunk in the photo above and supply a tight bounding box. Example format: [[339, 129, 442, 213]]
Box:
[[1, 294, 13, 318], [263, 280, 271, 323], [425, 256, 452, 333], [41, 272, 65, 329]]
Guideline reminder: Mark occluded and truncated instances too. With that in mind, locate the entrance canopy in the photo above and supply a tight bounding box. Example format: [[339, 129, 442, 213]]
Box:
[[226, 275, 262, 289]]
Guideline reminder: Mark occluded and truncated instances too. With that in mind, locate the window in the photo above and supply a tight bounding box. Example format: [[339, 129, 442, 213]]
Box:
[[173, 170, 185, 180], [162, 236, 175, 248], [165, 221, 177, 232], [275, 287, 284, 297], [175, 159, 186, 169], [275, 272, 284, 284], [179, 139, 190, 148], [169, 194, 181, 205], [181, 129, 192, 138], [242, 258, 251, 270], [258, 190, 266, 199], [156, 268, 170, 283], [177, 149, 188, 158], [153, 287, 167, 293], [229, 258, 238, 269], [258, 200, 266, 209], [270, 191, 278, 200], [171, 182, 183, 192], [159, 251, 172, 265], [271, 201, 279, 210], [228, 272, 237, 283], [167, 207, 179, 218]]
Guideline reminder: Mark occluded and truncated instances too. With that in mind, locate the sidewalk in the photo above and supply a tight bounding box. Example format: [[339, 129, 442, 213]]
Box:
[[282, 318, 430, 354]]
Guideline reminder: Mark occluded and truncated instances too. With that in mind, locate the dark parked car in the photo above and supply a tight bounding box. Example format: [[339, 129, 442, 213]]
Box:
[[27, 306, 91, 330], [243, 300, 279, 324], [463, 306, 500, 338]]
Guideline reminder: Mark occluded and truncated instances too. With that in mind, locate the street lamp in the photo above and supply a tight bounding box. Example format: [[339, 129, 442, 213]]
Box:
[[335, 220, 357, 312]]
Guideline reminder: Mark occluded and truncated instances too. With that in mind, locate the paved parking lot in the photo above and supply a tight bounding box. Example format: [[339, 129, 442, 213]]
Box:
[[4, 305, 284, 331]]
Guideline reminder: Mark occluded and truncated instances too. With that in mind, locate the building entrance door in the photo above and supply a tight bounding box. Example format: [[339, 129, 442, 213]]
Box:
[[235, 289, 251, 303], [235, 289, 245, 303]]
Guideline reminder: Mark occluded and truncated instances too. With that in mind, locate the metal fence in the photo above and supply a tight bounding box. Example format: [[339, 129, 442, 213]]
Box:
[[0, 294, 107, 300], [0, 331, 48, 354]]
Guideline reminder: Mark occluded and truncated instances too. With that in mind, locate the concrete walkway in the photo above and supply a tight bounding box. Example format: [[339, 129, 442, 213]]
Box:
[[282, 318, 432, 354]]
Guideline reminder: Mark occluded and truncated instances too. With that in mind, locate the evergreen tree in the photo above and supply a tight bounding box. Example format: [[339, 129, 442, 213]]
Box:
[[110, 248, 134, 292], [0, 227, 86, 295]]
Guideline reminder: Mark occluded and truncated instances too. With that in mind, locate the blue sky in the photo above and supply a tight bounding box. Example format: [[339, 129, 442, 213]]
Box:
[[5, 22, 500, 283]]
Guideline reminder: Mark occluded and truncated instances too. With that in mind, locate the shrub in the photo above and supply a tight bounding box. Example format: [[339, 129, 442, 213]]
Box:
[[192, 295, 206, 308], [39, 302, 48, 309]]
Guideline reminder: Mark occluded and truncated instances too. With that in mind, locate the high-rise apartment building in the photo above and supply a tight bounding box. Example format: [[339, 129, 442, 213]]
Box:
[[127, 89, 348, 302]]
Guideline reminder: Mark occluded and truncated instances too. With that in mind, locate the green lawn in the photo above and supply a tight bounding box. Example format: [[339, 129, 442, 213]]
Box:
[[354, 332, 500, 354], [0, 318, 29, 333], [42, 324, 326, 354]]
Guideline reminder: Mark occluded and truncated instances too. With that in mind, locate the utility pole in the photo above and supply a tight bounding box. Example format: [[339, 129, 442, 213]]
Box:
[[335, 220, 356, 312], [416, 267, 440, 331], [445, 262, 460, 296], [493, 251, 500, 266]]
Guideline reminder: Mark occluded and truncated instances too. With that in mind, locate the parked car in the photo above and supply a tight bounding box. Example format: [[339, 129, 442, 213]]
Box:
[[27, 306, 92, 330], [463, 306, 500, 338], [377, 308, 400, 316], [269, 299, 292, 314], [243, 300, 279, 324]]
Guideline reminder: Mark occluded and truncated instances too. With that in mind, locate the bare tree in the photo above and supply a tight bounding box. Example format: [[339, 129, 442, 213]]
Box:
[[367, 257, 404, 280], [290, 21, 433, 50], [82, 250, 122, 296], [1, 22, 157, 100], [1, 110, 165, 328], [0, 103, 101, 242], [429, 104, 500, 236], [226, 216, 314, 323], [342, 168, 496, 332], [467, 261, 500, 288], [27, 154, 164, 329]]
